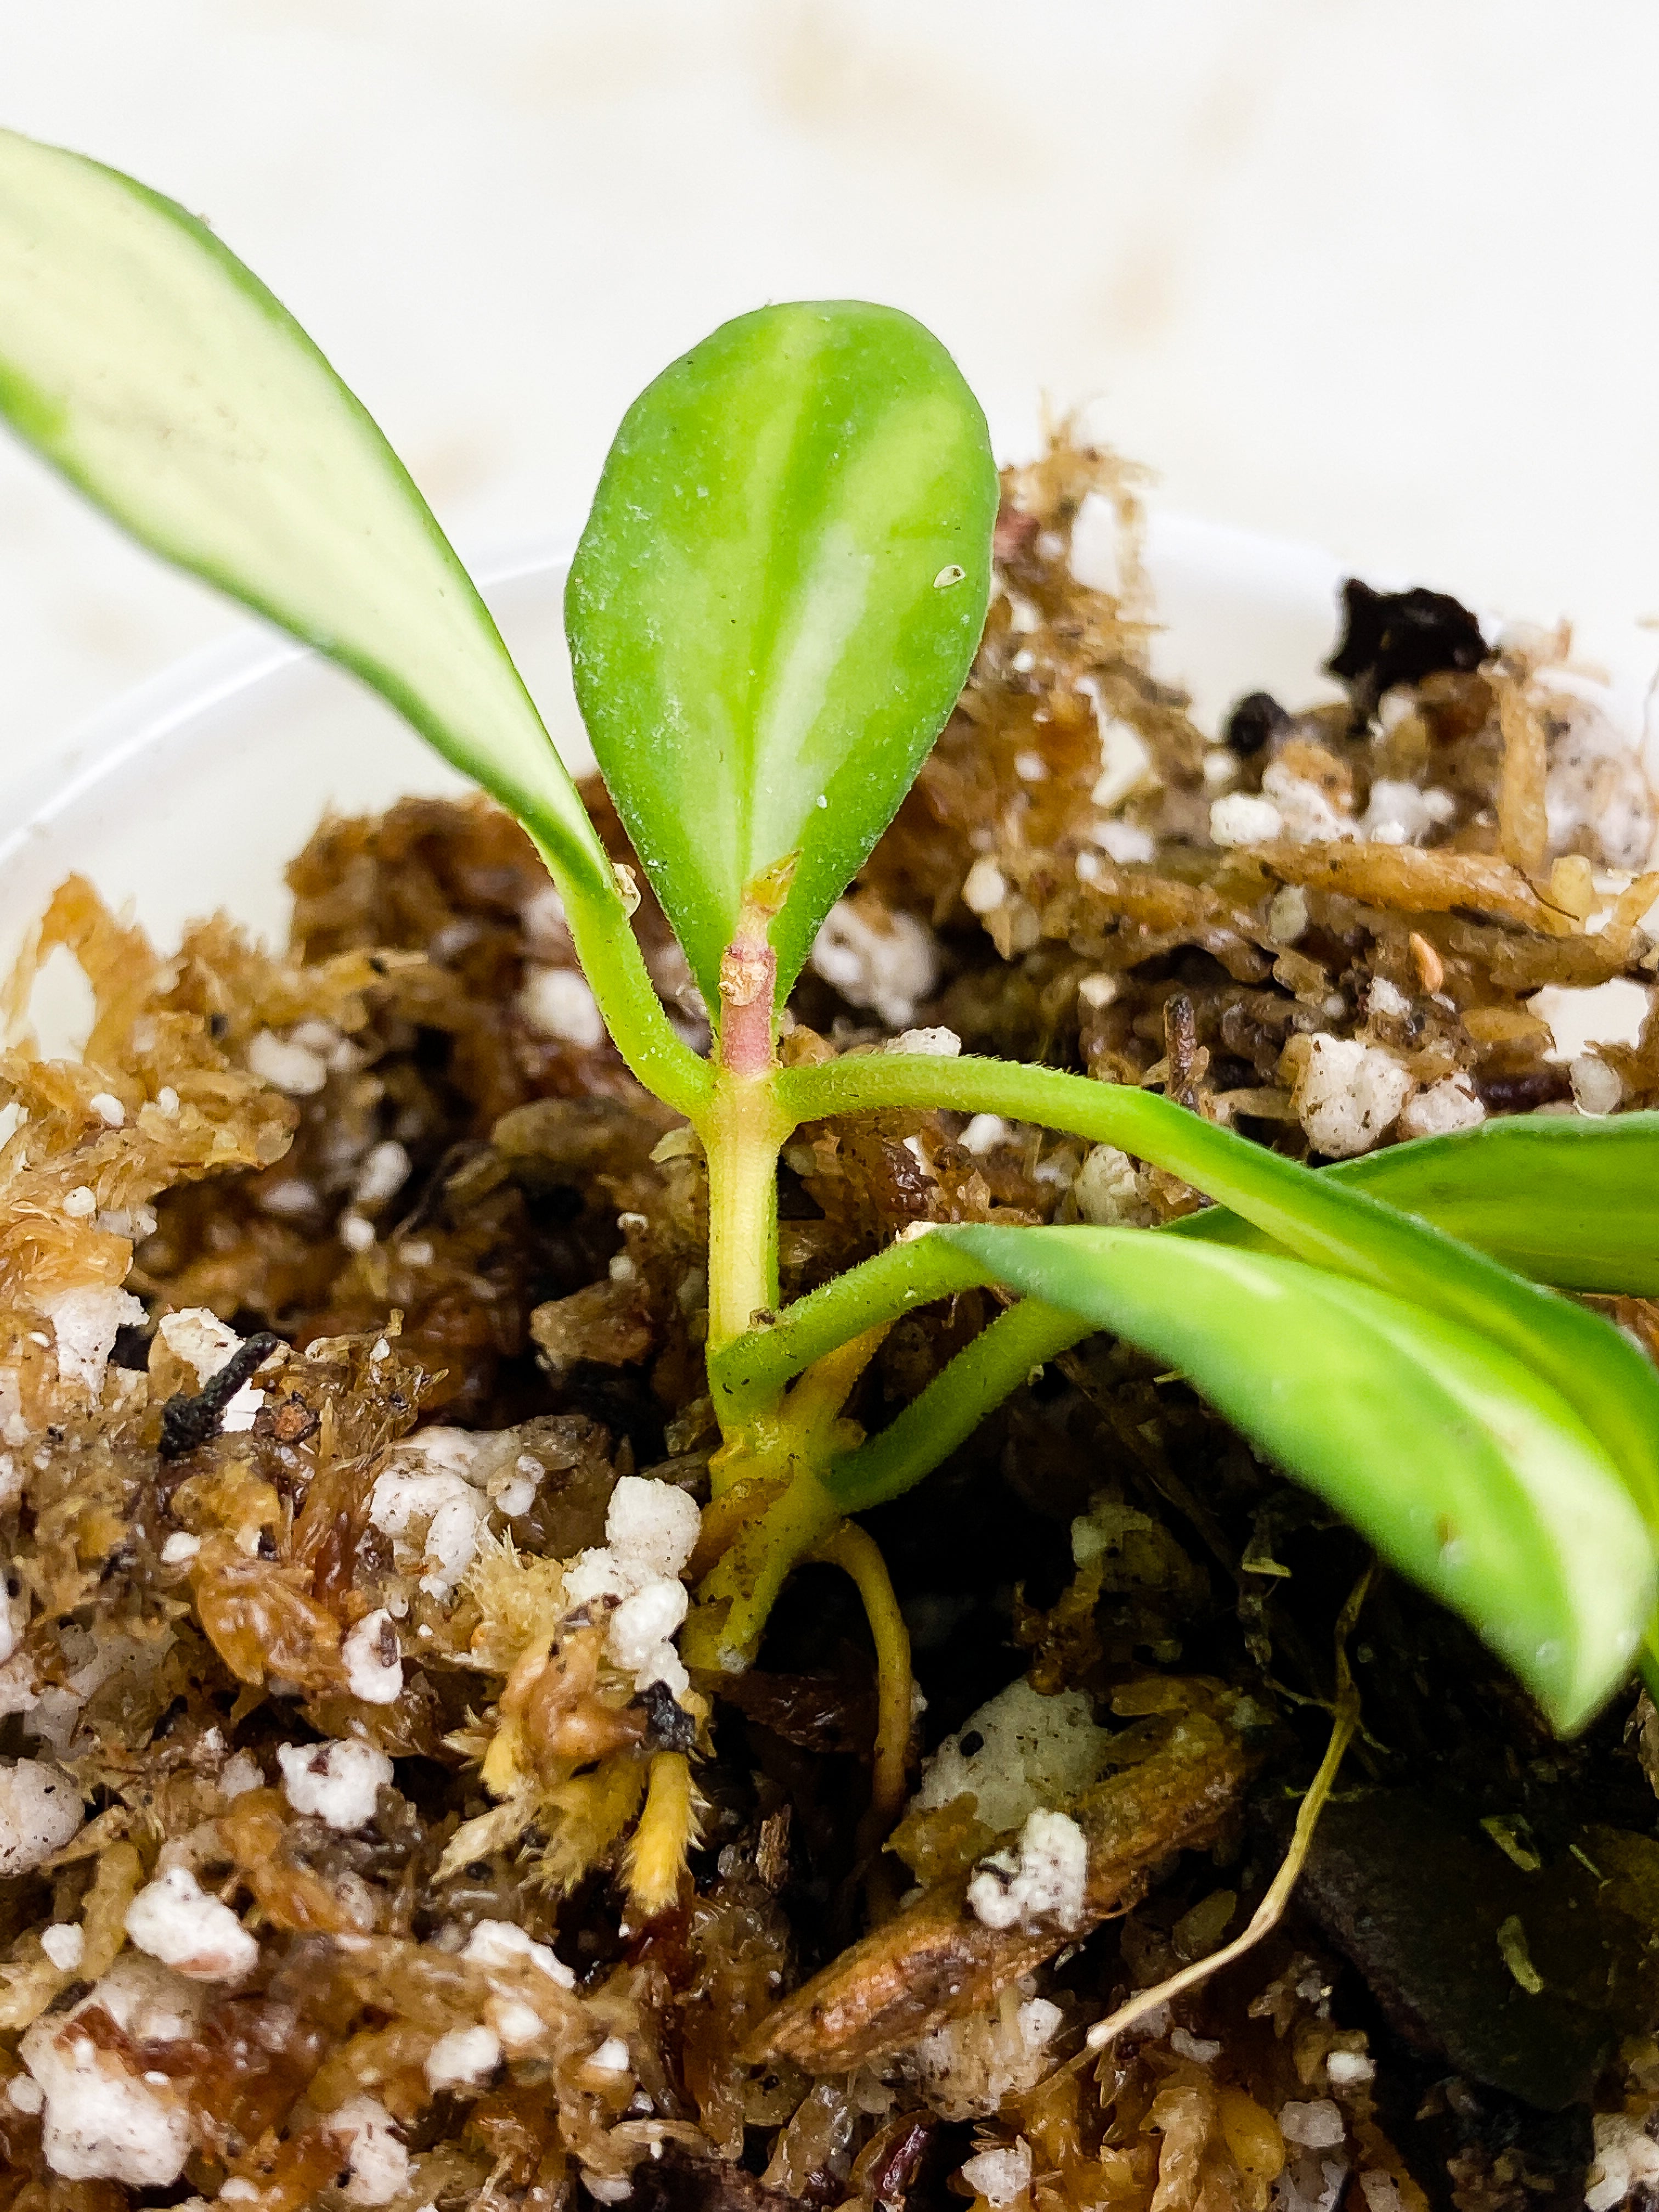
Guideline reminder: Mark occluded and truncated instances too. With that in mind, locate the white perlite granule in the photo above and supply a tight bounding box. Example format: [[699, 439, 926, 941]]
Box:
[[909, 1994, 1062, 2121], [1362, 780, 1455, 844], [1571, 1054, 1623, 1116], [341, 1609, 404, 1705], [462, 1917, 574, 1986], [518, 965, 605, 1047], [963, 857, 1009, 915], [1397, 1075, 1485, 1141], [369, 1435, 488, 1601], [1088, 820, 1156, 864], [1325, 2049, 1375, 2086], [882, 1025, 961, 1058], [247, 1028, 329, 1097], [277, 1739, 392, 1832], [602, 1476, 702, 1583], [0, 1757, 83, 1875], [461, 1918, 575, 2051], [424, 2024, 502, 2091], [562, 1476, 701, 1696], [961, 1114, 1011, 1156], [1074, 1143, 1144, 1227], [1293, 1036, 1413, 1158], [1170, 2027, 1222, 2063], [125, 1865, 258, 1982], [1585, 2111, 1659, 2212], [353, 1139, 411, 1209], [1210, 793, 1284, 848], [1542, 690, 1656, 872], [912, 1679, 1114, 1836], [157, 1307, 242, 1386], [810, 900, 941, 1029], [1357, 2175, 1406, 2212], [1261, 761, 1354, 842], [39, 1922, 83, 1974], [1279, 2100, 1346, 2151], [43, 1286, 144, 1395], [960, 2140, 1032, 2208], [606, 1577, 690, 1673], [1267, 885, 1309, 944], [326, 2095, 409, 2207], [1092, 714, 1154, 811], [967, 1808, 1089, 1933], [21, 1954, 206, 2185], [1528, 977, 1651, 1064]]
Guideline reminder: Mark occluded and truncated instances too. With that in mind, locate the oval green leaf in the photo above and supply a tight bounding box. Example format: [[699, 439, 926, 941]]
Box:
[[565, 300, 998, 1013], [0, 127, 616, 910], [938, 1222, 1655, 1735]]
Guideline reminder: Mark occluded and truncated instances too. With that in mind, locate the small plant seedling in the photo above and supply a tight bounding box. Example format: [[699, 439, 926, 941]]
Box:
[[6, 122, 1659, 1799]]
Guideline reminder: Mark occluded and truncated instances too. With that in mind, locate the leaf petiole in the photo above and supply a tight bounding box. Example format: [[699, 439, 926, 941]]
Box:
[[825, 1293, 1092, 1515], [552, 854, 712, 1122]]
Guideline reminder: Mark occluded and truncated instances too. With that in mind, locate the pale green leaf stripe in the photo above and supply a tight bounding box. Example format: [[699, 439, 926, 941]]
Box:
[[0, 128, 614, 905], [940, 1223, 1656, 1736], [1175, 1109, 1659, 1294], [567, 301, 997, 1009]]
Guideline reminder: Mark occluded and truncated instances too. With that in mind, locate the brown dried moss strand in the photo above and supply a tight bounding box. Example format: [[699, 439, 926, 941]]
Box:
[[1494, 668, 1550, 875]]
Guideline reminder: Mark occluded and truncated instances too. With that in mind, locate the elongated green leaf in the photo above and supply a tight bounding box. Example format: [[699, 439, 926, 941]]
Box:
[[938, 1223, 1656, 1735], [0, 127, 616, 909], [778, 1052, 1659, 1545], [565, 301, 998, 1013], [1175, 1110, 1659, 1294]]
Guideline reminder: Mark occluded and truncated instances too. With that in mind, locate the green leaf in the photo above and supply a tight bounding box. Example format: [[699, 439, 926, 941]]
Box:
[[0, 127, 616, 910], [1175, 1110, 1659, 1295], [777, 1052, 1659, 1547], [565, 301, 998, 1013], [938, 1223, 1657, 1735]]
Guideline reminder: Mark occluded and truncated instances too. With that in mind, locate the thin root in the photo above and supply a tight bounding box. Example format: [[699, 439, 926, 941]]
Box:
[[1085, 1565, 1372, 2051], [808, 1519, 913, 1851]]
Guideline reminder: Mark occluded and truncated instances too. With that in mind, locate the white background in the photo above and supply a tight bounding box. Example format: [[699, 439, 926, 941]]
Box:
[[5, 1, 1659, 771]]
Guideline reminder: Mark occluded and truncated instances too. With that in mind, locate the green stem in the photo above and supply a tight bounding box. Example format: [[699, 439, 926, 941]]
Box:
[[703, 1073, 792, 1372], [543, 845, 713, 1123], [776, 1053, 1659, 1528], [827, 1296, 1092, 1514], [710, 1233, 988, 1420]]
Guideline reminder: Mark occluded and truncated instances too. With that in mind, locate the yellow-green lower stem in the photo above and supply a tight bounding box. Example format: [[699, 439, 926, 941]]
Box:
[[703, 1068, 795, 1466], [684, 1463, 843, 1671]]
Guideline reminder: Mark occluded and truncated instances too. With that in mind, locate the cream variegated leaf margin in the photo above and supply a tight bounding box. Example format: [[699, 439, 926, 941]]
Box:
[[0, 127, 617, 911]]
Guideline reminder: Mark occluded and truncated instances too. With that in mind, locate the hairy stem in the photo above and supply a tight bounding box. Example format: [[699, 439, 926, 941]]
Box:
[[545, 849, 712, 1122], [827, 1296, 1093, 1514], [703, 1072, 794, 1403], [710, 1234, 990, 1420]]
